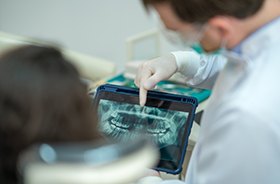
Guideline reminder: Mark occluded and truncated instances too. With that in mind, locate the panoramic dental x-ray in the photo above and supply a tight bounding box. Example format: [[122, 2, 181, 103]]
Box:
[[98, 99, 189, 148]]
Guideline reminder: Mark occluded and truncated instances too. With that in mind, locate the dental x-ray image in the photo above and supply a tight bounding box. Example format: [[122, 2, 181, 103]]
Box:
[[98, 99, 189, 149]]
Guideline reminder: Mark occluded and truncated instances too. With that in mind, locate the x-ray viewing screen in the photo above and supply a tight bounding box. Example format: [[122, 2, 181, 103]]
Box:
[[95, 88, 196, 173], [98, 99, 188, 148]]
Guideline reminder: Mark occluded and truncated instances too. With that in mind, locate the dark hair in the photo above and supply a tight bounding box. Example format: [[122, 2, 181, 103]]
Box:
[[143, 0, 265, 23], [0, 45, 102, 183]]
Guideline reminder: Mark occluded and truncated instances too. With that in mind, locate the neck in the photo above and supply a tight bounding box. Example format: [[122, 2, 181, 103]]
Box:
[[229, 0, 280, 48]]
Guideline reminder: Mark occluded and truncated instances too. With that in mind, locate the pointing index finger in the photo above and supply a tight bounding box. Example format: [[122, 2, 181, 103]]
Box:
[[140, 87, 147, 106]]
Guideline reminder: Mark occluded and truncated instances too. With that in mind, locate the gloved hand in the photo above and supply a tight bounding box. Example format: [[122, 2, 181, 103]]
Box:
[[134, 53, 178, 106]]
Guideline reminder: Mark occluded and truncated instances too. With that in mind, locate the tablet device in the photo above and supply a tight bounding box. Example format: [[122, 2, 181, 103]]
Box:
[[93, 84, 198, 174]]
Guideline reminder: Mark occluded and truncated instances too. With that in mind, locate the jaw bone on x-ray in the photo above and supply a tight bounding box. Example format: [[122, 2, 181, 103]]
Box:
[[98, 99, 189, 148]]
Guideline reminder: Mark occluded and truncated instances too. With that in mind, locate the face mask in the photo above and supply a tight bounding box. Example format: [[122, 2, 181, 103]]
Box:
[[159, 23, 206, 49], [151, 10, 228, 56], [150, 9, 204, 49]]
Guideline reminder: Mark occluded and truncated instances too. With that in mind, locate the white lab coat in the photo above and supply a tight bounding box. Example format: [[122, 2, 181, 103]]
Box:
[[184, 16, 280, 184], [139, 16, 280, 184]]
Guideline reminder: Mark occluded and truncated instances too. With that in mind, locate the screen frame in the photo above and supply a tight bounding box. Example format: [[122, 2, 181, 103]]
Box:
[[93, 84, 198, 174]]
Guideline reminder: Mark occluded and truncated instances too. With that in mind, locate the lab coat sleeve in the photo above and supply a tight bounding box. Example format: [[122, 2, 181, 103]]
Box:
[[139, 106, 276, 184], [172, 51, 227, 89], [192, 105, 279, 184]]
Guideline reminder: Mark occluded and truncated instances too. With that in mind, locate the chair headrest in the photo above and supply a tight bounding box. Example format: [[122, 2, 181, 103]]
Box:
[[19, 138, 159, 184]]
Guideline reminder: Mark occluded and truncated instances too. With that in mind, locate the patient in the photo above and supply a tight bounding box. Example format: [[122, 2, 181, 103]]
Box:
[[0, 45, 102, 183]]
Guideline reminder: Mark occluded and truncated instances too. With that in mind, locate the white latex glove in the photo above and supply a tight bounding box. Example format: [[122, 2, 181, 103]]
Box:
[[134, 53, 178, 106]]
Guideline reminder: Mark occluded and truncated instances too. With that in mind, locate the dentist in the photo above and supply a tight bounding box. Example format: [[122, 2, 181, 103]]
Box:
[[135, 0, 280, 183]]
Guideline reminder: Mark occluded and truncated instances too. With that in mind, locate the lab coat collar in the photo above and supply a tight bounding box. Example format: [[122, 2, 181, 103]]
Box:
[[231, 16, 280, 61]]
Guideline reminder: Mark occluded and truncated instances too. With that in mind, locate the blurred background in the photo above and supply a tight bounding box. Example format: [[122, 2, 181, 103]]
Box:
[[0, 0, 177, 71]]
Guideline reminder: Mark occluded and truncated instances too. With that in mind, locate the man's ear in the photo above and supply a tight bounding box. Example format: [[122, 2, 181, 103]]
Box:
[[208, 16, 235, 41]]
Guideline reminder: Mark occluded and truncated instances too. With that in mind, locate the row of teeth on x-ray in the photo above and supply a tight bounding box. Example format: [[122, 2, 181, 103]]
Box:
[[110, 110, 171, 132], [98, 100, 188, 148]]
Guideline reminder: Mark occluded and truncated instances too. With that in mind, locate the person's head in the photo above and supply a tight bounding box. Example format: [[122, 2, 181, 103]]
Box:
[[0, 45, 101, 183], [142, 0, 280, 52]]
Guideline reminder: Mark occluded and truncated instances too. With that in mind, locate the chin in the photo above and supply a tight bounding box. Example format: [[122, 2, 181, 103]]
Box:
[[200, 36, 222, 53], [200, 43, 220, 53]]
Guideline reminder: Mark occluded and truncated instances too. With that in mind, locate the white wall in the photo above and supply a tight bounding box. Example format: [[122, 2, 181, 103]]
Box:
[[0, 0, 176, 71]]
